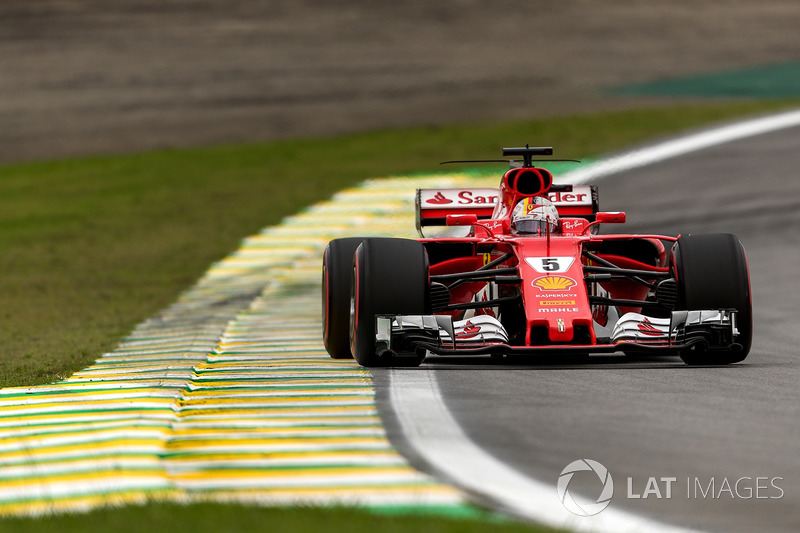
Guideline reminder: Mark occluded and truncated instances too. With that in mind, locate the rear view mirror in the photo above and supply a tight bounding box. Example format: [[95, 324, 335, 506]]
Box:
[[595, 212, 626, 224], [446, 214, 478, 226]]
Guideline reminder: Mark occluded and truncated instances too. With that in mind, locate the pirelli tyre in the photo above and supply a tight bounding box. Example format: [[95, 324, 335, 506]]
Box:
[[322, 238, 366, 359], [672, 233, 752, 365], [350, 238, 430, 367]]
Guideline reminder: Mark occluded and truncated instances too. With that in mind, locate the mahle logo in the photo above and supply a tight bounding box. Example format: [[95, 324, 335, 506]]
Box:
[[557, 459, 614, 516]]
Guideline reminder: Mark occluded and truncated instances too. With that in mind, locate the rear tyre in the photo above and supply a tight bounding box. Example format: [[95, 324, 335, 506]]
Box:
[[672, 234, 752, 365], [322, 238, 366, 359], [351, 238, 429, 367]]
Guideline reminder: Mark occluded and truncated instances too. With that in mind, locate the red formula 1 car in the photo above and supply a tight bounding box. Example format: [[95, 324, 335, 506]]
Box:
[[322, 146, 752, 367]]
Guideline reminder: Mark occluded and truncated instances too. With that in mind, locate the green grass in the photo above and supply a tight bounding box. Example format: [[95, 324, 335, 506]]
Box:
[[0, 503, 564, 533], [1, 99, 799, 388]]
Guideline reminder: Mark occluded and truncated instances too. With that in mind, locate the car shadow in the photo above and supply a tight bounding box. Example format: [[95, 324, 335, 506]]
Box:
[[417, 353, 752, 370]]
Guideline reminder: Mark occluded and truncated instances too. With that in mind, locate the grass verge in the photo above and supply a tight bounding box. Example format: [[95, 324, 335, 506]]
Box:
[[0, 503, 564, 533], [0, 99, 798, 388]]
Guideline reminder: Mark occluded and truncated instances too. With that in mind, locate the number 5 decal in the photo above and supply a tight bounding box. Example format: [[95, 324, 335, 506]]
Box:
[[541, 258, 560, 271], [525, 256, 575, 273]]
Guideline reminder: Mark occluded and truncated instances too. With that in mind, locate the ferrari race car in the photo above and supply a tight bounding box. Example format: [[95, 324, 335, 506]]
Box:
[[322, 146, 752, 367]]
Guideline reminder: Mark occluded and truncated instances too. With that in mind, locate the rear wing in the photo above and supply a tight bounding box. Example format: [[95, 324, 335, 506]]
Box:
[[416, 185, 599, 236]]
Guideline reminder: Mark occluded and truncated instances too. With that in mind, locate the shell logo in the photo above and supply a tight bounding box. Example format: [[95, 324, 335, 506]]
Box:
[[532, 275, 577, 291]]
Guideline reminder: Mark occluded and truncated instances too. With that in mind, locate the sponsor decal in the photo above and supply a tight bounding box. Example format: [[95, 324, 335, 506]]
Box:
[[637, 317, 663, 336], [557, 318, 566, 333], [547, 189, 592, 205], [526, 257, 575, 274], [421, 189, 498, 207], [458, 190, 498, 205], [532, 275, 577, 291], [540, 300, 577, 306], [455, 320, 481, 339], [539, 292, 577, 298], [471, 285, 497, 318], [538, 307, 580, 314], [521, 197, 538, 215], [562, 219, 585, 231], [593, 305, 609, 327], [426, 191, 452, 205], [485, 220, 503, 232], [591, 283, 609, 327]]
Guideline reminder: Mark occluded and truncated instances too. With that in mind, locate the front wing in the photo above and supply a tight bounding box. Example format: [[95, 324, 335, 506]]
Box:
[[375, 310, 743, 358]]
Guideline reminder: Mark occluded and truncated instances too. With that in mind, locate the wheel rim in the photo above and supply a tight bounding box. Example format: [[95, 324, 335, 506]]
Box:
[[349, 263, 357, 348]]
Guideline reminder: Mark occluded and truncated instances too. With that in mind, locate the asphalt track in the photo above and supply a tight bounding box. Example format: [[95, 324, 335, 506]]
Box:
[[374, 119, 800, 532]]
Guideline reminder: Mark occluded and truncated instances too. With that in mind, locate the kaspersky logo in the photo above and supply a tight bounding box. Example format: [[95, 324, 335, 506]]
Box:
[[426, 191, 453, 204], [532, 275, 577, 291]]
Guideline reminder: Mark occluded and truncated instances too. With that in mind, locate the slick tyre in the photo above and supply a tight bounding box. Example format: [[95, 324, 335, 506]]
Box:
[[322, 238, 366, 359], [350, 238, 429, 367], [672, 233, 752, 365]]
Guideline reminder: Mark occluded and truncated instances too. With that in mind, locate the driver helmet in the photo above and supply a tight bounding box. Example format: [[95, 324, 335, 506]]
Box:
[[511, 196, 559, 234]]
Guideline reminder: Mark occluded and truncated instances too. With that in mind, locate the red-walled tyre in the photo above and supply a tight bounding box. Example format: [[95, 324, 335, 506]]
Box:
[[322, 238, 366, 359], [350, 238, 429, 367], [672, 233, 752, 365]]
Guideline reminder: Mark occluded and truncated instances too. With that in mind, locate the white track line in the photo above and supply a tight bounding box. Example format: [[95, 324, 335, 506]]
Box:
[[390, 371, 698, 533], [388, 107, 800, 532], [566, 108, 800, 184]]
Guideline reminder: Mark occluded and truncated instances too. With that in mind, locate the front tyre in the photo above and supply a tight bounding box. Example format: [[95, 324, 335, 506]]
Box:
[[350, 238, 429, 367], [322, 238, 366, 359], [672, 233, 752, 365]]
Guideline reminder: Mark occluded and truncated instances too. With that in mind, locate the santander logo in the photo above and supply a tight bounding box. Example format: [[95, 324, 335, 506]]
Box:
[[420, 188, 498, 208], [456, 320, 481, 339], [637, 318, 662, 336], [426, 191, 453, 205]]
